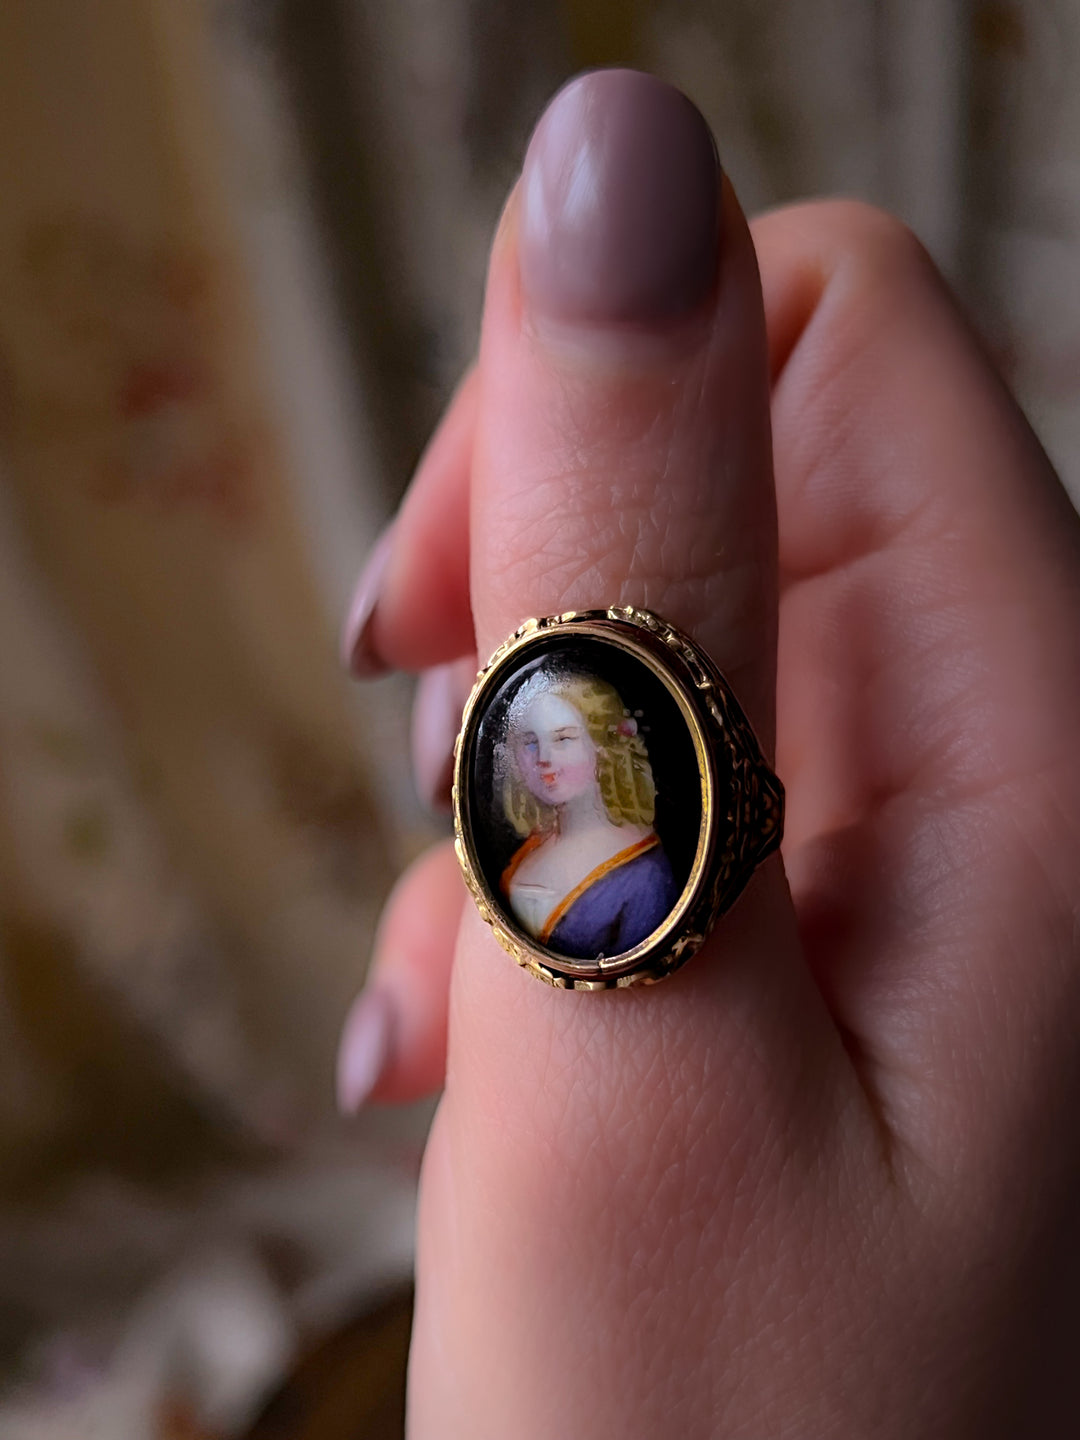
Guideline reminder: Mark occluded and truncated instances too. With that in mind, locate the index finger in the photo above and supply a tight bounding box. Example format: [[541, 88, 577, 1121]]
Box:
[[410, 70, 865, 1439]]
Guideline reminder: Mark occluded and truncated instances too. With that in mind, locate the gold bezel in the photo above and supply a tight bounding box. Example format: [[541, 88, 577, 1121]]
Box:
[[451, 607, 783, 989]]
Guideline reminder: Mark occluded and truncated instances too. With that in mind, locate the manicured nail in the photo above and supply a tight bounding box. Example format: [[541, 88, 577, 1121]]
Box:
[[336, 986, 395, 1113], [341, 527, 395, 678], [519, 69, 720, 324], [411, 656, 477, 813]]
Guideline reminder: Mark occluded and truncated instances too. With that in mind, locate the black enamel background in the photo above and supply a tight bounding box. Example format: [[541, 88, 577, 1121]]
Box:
[[465, 633, 720, 953]]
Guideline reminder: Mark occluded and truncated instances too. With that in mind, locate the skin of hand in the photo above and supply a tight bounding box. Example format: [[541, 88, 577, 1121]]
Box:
[[339, 70, 1080, 1437]]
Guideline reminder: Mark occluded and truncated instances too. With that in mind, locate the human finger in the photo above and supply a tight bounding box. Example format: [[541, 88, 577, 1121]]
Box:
[[336, 653, 476, 1109], [343, 368, 476, 678], [409, 71, 869, 1439], [754, 201, 1080, 1173], [336, 839, 462, 1110], [410, 655, 477, 812]]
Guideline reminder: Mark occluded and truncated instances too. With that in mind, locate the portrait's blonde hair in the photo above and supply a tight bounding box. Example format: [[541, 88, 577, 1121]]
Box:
[[501, 671, 656, 837]]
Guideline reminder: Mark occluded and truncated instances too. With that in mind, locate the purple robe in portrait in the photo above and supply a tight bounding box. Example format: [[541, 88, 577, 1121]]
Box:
[[501, 833, 676, 960]]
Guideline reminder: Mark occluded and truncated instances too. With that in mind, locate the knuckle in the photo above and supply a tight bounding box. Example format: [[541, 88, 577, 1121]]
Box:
[[818, 201, 939, 311], [807, 199, 931, 270]]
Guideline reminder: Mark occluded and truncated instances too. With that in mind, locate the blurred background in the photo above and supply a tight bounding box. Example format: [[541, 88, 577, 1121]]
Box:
[[1, 2, 1078, 1436]]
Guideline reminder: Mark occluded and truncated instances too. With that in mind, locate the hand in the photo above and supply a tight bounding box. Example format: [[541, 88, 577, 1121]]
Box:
[[340, 70, 1080, 1437]]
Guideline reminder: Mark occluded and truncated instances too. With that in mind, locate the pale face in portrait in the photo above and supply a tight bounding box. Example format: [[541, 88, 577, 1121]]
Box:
[[512, 691, 597, 807]]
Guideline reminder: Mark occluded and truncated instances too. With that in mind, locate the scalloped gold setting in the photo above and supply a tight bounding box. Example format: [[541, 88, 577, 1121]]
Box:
[[452, 608, 784, 989]]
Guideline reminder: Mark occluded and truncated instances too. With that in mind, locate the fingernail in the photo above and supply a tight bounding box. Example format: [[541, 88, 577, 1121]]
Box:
[[336, 986, 395, 1113], [341, 527, 395, 678], [520, 69, 720, 325], [411, 657, 476, 813]]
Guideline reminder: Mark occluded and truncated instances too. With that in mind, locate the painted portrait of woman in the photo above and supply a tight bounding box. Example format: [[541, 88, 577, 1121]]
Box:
[[496, 670, 678, 960]]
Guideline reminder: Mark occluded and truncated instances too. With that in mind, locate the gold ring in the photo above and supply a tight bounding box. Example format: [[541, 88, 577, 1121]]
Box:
[[452, 608, 783, 989]]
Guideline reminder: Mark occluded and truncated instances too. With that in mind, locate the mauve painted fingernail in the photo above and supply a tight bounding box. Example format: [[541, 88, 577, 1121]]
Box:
[[520, 69, 720, 324], [411, 656, 477, 812], [341, 527, 395, 678], [336, 986, 395, 1113]]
